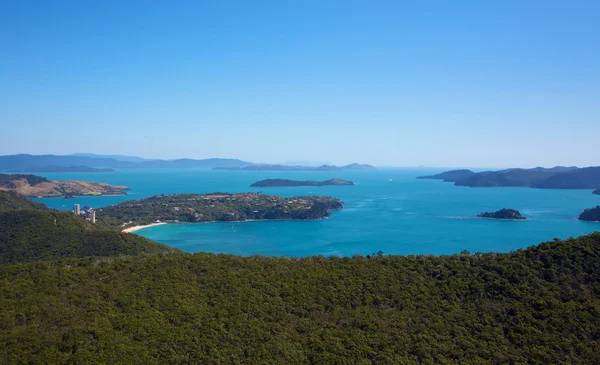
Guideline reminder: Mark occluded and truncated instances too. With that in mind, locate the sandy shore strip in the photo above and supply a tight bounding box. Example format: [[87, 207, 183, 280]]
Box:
[[122, 222, 167, 233]]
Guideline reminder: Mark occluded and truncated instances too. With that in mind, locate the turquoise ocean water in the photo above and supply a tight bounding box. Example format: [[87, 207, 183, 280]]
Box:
[[33, 168, 600, 257]]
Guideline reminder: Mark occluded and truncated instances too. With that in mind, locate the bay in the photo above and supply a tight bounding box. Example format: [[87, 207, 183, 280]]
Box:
[[33, 168, 600, 257]]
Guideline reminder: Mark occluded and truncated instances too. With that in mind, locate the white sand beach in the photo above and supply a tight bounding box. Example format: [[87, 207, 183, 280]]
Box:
[[122, 222, 166, 233]]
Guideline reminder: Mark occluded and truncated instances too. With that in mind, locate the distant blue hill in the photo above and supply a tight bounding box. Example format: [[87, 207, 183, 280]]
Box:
[[69, 153, 155, 163], [0, 154, 251, 170], [418, 165, 600, 192]]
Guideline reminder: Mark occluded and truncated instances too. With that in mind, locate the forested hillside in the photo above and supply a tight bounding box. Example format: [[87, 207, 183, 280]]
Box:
[[0, 192, 175, 264], [1, 231, 600, 363]]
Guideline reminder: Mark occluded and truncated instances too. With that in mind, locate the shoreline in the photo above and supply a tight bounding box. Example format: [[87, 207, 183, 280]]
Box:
[[122, 215, 336, 233], [122, 222, 167, 233]]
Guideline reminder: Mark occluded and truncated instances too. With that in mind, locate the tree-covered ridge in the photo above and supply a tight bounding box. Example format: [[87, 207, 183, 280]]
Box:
[[0, 190, 47, 212], [0, 173, 49, 187], [0, 209, 176, 264], [1, 233, 600, 364], [477, 209, 526, 220], [96, 193, 344, 228], [579, 206, 600, 222], [0, 191, 175, 264]]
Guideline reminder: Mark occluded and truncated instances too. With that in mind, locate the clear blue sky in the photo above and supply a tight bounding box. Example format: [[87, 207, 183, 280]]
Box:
[[1, 0, 598, 167]]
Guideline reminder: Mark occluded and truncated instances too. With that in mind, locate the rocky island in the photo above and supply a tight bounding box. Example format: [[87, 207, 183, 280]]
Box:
[[251, 178, 354, 187], [593, 189, 600, 195], [0, 173, 128, 197], [578, 206, 600, 222], [476, 209, 526, 220], [96, 193, 344, 229]]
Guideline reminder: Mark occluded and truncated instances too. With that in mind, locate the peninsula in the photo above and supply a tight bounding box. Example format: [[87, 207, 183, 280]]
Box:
[[96, 193, 344, 229], [0, 173, 128, 197], [578, 206, 600, 222], [251, 178, 354, 187], [476, 209, 526, 220]]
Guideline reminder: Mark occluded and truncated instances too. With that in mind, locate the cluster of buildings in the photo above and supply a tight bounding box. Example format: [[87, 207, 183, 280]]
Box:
[[73, 203, 96, 224]]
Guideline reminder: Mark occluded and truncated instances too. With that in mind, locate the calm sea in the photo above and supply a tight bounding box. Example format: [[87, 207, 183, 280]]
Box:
[[33, 168, 600, 257]]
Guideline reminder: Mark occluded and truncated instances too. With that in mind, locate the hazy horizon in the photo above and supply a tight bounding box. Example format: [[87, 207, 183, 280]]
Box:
[[1, 1, 599, 168]]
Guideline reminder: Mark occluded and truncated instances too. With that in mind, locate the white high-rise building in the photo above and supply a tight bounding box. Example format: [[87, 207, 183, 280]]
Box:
[[91, 210, 96, 224], [74, 204, 80, 215]]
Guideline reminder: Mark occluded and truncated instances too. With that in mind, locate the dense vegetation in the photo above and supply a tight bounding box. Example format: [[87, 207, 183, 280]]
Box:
[[251, 178, 354, 187], [2, 190, 600, 363], [420, 166, 600, 190], [0, 173, 49, 187], [0, 190, 47, 212], [2, 233, 600, 363], [477, 209, 526, 220], [96, 193, 344, 228], [579, 206, 600, 222], [0, 192, 174, 264]]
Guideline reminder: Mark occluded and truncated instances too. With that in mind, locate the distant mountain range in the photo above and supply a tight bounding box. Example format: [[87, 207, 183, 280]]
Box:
[[9, 165, 115, 173], [0, 154, 377, 172], [0, 154, 251, 170], [70, 153, 156, 163], [418, 166, 600, 193], [215, 163, 376, 172]]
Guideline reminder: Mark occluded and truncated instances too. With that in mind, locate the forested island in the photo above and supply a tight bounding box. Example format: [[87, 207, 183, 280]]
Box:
[[1, 190, 600, 363], [8, 165, 115, 173], [578, 206, 600, 222], [96, 193, 344, 228], [594, 189, 600, 195], [0, 173, 128, 197], [418, 166, 600, 190], [477, 209, 526, 220], [251, 178, 354, 187]]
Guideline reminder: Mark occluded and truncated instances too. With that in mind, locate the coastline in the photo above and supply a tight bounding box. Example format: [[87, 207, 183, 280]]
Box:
[[122, 215, 336, 233], [122, 222, 167, 233]]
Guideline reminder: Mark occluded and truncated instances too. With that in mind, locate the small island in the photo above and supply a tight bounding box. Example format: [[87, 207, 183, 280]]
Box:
[[476, 209, 526, 220], [0, 173, 128, 197], [250, 178, 354, 188], [96, 193, 344, 229], [578, 206, 600, 222], [593, 189, 599, 195]]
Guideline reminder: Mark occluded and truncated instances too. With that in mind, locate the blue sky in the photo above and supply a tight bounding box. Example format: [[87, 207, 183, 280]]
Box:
[[1, 0, 598, 167]]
